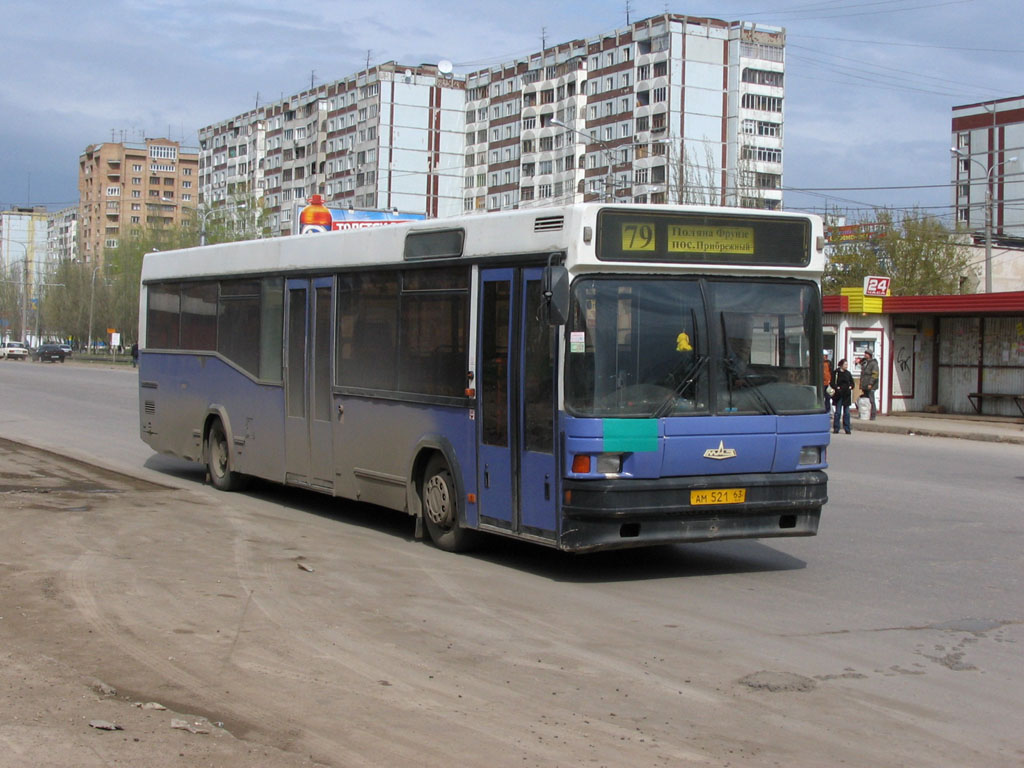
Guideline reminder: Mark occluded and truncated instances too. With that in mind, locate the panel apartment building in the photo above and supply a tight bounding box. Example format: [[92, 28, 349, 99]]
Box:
[[198, 62, 465, 237], [465, 14, 785, 213], [47, 206, 78, 265], [78, 139, 199, 264], [0, 206, 49, 308], [199, 12, 785, 232]]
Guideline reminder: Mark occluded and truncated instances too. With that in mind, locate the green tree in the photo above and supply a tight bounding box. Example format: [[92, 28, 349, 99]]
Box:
[[38, 196, 269, 350], [824, 209, 972, 296], [103, 194, 269, 347], [102, 226, 196, 347], [0, 264, 22, 340], [42, 260, 94, 346], [184, 191, 271, 246]]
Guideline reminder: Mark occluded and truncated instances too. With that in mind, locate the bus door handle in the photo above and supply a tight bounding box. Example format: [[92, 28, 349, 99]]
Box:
[[544, 474, 550, 500], [484, 465, 490, 488], [337, 403, 344, 420]]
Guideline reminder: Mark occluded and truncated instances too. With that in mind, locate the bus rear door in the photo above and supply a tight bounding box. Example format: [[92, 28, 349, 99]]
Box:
[[284, 277, 335, 490]]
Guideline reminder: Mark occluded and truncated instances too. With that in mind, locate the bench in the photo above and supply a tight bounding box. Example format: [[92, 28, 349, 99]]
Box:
[[967, 392, 1024, 417]]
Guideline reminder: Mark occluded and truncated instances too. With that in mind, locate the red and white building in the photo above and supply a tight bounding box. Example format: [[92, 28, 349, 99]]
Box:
[[825, 291, 1024, 418], [952, 96, 1024, 292]]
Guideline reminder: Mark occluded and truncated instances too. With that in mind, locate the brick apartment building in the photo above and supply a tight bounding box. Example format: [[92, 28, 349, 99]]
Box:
[[78, 139, 199, 264]]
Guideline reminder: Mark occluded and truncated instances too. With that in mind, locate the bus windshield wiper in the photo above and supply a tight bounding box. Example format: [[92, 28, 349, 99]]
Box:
[[722, 355, 776, 415], [652, 354, 707, 418]]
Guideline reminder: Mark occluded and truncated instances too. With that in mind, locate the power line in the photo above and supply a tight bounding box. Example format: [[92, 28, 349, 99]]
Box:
[[724, 0, 972, 22], [787, 182, 955, 192], [786, 42, 1008, 98], [791, 33, 1024, 54], [786, 53, 997, 100]]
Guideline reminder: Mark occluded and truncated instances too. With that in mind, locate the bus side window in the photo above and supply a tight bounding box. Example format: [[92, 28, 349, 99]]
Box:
[[352, 320, 394, 390]]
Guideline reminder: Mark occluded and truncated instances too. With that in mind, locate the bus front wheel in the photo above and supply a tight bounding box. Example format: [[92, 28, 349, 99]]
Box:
[[421, 454, 476, 552], [206, 418, 249, 492]]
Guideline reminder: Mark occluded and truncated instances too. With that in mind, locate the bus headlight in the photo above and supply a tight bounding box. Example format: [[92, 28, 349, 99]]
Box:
[[798, 446, 822, 466], [571, 453, 624, 475], [595, 453, 623, 474]]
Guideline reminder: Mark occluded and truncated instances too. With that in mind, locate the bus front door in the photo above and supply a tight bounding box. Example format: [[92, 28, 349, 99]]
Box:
[[284, 277, 334, 490], [477, 267, 557, 539]]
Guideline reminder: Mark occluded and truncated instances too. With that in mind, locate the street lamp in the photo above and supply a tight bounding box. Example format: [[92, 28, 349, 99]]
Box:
[[550, 118, 619, 203], [952, 147, 1018, 293], [167, 199, 252, 245]]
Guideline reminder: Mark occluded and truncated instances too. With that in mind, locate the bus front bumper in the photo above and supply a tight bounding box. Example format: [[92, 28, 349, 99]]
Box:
[[559, 471, 827, 552]]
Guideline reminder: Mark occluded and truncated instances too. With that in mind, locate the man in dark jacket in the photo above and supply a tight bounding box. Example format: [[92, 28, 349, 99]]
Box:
[[860, 349, 879, 420], [832, 359, 854, 434]]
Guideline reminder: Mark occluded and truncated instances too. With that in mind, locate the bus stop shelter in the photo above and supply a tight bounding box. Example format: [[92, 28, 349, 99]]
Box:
[[824, 291, 1024, 418]]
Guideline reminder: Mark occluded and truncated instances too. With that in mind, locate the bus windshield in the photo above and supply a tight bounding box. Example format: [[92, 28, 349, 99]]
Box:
[[565, 277, 823, 417]]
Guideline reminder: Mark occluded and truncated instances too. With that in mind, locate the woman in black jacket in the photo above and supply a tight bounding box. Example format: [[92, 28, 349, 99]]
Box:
[[832, 359, 854, 434]]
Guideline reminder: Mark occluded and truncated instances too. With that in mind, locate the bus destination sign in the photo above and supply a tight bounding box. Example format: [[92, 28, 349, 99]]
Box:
[[667, 225, 754, 255], [600, 210, 810, 266], [619, 223, 755, 254]]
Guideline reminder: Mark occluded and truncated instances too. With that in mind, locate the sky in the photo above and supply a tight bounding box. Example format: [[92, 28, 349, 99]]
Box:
[[1, 0, 1021, 224]]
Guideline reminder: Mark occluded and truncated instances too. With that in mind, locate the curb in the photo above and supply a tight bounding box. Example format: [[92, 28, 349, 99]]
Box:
[[848, 419, 1024, 446]]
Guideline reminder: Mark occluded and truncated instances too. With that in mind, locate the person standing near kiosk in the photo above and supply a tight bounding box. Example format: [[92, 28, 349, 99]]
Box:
[[832, 359, 854, 434], [860, 349, 879, 420], [823, 351, 833, 413]]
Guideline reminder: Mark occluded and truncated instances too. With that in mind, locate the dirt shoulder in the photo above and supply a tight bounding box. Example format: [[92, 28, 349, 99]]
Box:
[[0, 438, 322, 767]]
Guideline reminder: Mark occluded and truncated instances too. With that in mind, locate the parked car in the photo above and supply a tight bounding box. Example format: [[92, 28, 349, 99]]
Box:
[[1, 341, 30, 360], [33, 343, 67, 363], [58, 344, 73, 358]]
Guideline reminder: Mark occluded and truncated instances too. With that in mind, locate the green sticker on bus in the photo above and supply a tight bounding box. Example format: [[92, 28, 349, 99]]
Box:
[[602, 419, 658, 453]]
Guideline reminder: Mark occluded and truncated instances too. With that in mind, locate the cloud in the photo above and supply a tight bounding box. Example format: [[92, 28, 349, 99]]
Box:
[[1, 0, 1021, 216]]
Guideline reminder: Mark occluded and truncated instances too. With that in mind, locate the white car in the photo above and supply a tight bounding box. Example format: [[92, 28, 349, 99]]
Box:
[[1, 341, 30, 360]]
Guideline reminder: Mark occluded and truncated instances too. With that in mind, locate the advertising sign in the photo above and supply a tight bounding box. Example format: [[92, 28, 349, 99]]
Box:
[[297, 196, 425, 234], [825, 222, 887, 243], [325, 208, 427, 231], [863, 275, 891, 297]]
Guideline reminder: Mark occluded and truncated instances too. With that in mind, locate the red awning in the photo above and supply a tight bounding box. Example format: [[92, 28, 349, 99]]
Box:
[[824, 291, 1024, 315]]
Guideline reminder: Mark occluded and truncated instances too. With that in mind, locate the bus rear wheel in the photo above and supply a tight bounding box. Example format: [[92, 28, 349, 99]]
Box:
[[421, 454, 476, 552], [206, 418, 249, 492]]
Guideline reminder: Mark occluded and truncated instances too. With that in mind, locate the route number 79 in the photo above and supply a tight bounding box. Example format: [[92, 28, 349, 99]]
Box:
[[622, 223, 655, 251]]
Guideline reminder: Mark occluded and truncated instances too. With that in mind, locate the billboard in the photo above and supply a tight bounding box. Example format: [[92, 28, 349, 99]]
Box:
[[297, 195, 425, 233], [825, 222, 887, 243]]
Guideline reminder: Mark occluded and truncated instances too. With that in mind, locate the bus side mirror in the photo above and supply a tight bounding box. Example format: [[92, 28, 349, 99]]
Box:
[[542, 265, 569, 326]]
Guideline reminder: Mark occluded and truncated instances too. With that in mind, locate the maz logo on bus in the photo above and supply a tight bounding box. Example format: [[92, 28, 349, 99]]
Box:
[[863, 275, 891, 297], [703, 441, 738, 460]]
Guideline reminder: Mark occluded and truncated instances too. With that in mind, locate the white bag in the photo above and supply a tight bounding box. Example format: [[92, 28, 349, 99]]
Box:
[[857, 396, 871, 419]]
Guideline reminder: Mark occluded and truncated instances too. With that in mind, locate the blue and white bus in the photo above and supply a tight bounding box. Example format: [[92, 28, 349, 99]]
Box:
[[139, 203, 829, 552]]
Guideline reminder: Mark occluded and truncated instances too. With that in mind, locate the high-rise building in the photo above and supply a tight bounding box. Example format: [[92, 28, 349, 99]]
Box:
[[952, 96, 1024, 240], [1, 206, 49, 339], [200, 12, 784, 229], [199, 62, 465, 237], [47, 206, 78, 264], [78, 139, 199, 264], [465, 14, 784, 213]]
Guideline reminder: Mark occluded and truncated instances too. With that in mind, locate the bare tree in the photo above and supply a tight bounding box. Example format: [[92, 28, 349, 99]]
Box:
[[824, 209, 972, 296]]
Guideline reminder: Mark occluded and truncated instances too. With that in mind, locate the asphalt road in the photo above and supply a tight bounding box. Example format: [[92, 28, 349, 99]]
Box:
[[1, 360, 1021, 767]]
